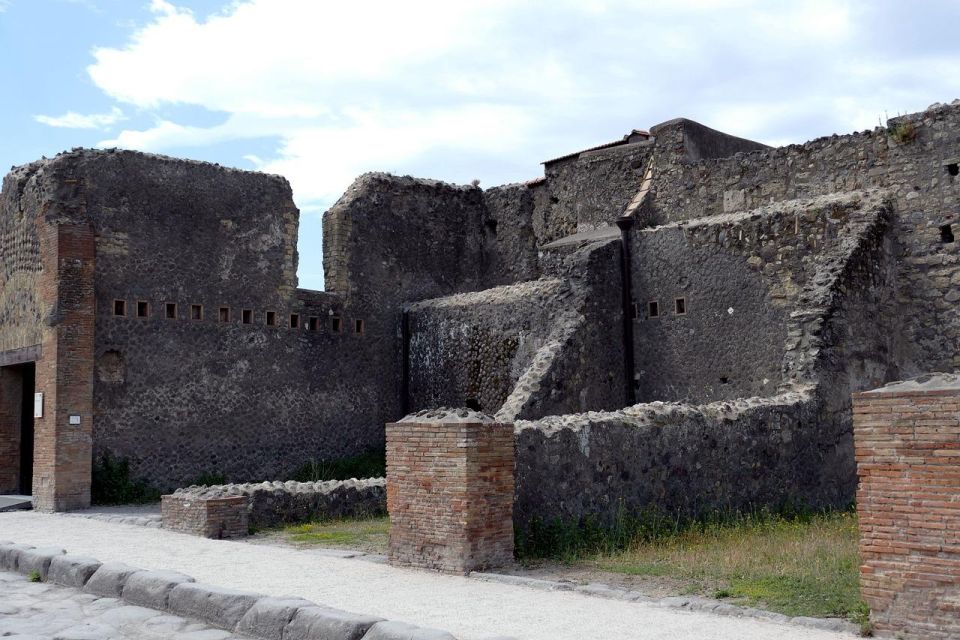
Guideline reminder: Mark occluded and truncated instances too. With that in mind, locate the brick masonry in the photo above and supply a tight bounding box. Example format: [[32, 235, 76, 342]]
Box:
[[854, 376, 960, 640], [386, 413, 514, 574], [161, 494, 249, 539]]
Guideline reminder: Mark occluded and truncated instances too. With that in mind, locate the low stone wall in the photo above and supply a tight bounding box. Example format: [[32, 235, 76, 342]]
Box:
[[171, 478, 386, 530], [514, 388, 854, 530], [387, 409, 515, 574], [854, 374, 960, 640], [161, 494, 248, 539]]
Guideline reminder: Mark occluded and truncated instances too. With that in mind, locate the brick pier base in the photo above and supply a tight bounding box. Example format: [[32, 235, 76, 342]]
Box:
[[386, 413, 514, 574], [161, 494, 249, 539], [854, 375, 960, 640]]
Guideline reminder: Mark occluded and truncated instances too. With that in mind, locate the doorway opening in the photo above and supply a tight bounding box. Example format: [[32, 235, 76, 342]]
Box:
[[18, 362, 35, 495]]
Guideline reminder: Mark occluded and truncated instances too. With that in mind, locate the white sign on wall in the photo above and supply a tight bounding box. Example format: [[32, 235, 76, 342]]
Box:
[[33, 393, 43, 418], [69, 415, 81, 425]]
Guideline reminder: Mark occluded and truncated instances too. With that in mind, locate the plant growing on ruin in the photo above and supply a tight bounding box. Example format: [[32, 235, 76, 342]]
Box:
[[28, 571, 42, 583], [291, 448, 386, 482], [91, 451, 162, 505], [887, 120, 917, 144]]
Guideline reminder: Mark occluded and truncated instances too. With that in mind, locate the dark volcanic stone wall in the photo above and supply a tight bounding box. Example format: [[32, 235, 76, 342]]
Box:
[[323, 173, 487, 309], [650, 102, 960, 377], [631, 193, 883, 403], [513, 390, 853, 530], [407, 279, 568, 414], [5, 149, 398, 489], [0, 164, 44, 353], [539, 142, 653, 233]]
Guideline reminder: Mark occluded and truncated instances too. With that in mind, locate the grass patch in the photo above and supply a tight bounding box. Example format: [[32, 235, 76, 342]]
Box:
[[591, 510, 864, 621], [28, 570, 42, 583], [91, 452, 162, 505], [290, 448, 385, 482], [283, 516, 390, 554]]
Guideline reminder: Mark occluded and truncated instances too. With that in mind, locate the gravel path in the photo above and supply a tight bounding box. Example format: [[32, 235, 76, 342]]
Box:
[[0, 570, 240, 639], [0, 512, 858, 640]]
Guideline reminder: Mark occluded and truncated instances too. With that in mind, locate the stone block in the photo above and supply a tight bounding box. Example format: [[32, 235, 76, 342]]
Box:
[[162, 494, 249, 539], [84, 562, 140, 598], [362, 620, 458, 640], [122, 569, 195, 610], [17, 546, 66, 580], [282, 605, 383, 640], [167, 582, 260, 630], [235, 596, 312, 640], [0, 543, 33, 571], [47, 554, 102, 588]]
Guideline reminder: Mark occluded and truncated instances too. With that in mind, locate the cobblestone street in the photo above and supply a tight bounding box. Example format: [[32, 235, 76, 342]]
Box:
[[0, 570, 240, 640]]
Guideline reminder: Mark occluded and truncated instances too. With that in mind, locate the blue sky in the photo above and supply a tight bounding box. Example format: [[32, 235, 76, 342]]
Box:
[[2, 0, 959, 290]]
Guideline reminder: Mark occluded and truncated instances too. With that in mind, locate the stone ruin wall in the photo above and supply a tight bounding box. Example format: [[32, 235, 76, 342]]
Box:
[[407, 234, 626, 421], [0, 150, 400, 490], [650, 102, 960, 377], [0, 164, 45, 355]]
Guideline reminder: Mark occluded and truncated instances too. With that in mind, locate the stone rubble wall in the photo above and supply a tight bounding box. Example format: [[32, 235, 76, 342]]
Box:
[[513, 388, 856, 530], [172, 478, 386, 530]]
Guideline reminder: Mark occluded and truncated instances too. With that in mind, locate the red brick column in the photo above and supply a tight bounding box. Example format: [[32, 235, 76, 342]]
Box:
[[161, 494, 249, 539], [32, 223, 95, 511], [386, 415, 514, 573], [854, 377, 960, 640]]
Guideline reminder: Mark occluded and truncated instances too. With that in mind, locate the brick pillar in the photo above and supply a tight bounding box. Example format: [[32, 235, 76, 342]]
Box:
[[386, 414, 514, 574], [854, 375, 960, 640], [32, 223, 95, 512], [0, 368, 23, 493]]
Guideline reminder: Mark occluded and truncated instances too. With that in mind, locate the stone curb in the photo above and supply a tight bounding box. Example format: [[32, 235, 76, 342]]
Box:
[[0, 541, 481, 640], [469, 572, 860, 635]]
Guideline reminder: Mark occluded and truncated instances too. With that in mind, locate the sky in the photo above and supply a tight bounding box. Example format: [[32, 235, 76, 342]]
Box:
[[1, 0, 959, 290]]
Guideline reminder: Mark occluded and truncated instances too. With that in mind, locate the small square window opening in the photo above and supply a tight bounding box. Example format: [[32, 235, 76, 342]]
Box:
[[947, 163, 959, 177], [113, 300, 126, 317], [266, 311, 276, 326], [242, 309, 253, 324], [355, 319, 365, 335], [648, 301, 659, 318], [136, 301, 149, 318], [191, 304, 203, 321], [941, 224, 955, 243], [331, 317, 342, 333], [308, 316, 319, 331], [165, 303, 177, 319], [290, 314, 300, 329], [219, 307, 230, 323], [675, 298, 686, 315]]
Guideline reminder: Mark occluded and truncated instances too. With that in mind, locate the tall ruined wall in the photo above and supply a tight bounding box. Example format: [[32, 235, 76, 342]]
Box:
[[6, 150, 398, 489], [323, 174, 487, 310], [479, 184, 540, 287], [538, 142, 653, 234], [0, 164, 44, 355], [631, 192, 886, 403], [651, 102, 960, 378]]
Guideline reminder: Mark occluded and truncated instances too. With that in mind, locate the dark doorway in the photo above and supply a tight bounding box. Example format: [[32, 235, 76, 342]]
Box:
[[16, 363, 34, 495]]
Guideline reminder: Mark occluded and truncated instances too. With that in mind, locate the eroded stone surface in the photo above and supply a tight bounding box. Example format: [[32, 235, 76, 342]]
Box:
[[0, 570, 243, 640]]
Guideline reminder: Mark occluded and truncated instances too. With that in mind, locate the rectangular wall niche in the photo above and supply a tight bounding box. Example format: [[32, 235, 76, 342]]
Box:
[[675, 298, 686, 315], [165, 303, 177, 319], [136, 301, 149, 318], [648, 301, 659, 318], [191, 304, 203, 321]]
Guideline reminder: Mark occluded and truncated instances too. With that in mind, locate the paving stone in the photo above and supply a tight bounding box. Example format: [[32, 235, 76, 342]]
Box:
[[362, 620, 458, 640], [122, 569, 195, 610], [283, 605, 384, 640], [235, 596, 312, 639], [167, 581, 260, 629], [0, 542, 34, 571], [84, 561, 140, 598], [17, 546, 66, 580], [48, 554, 102, 588]]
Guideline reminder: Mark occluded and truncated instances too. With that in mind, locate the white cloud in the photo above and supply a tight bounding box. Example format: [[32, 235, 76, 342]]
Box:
[[81, 0, 960, 213], [0, 0, 11, 12], [34, 106, 125, 129]]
